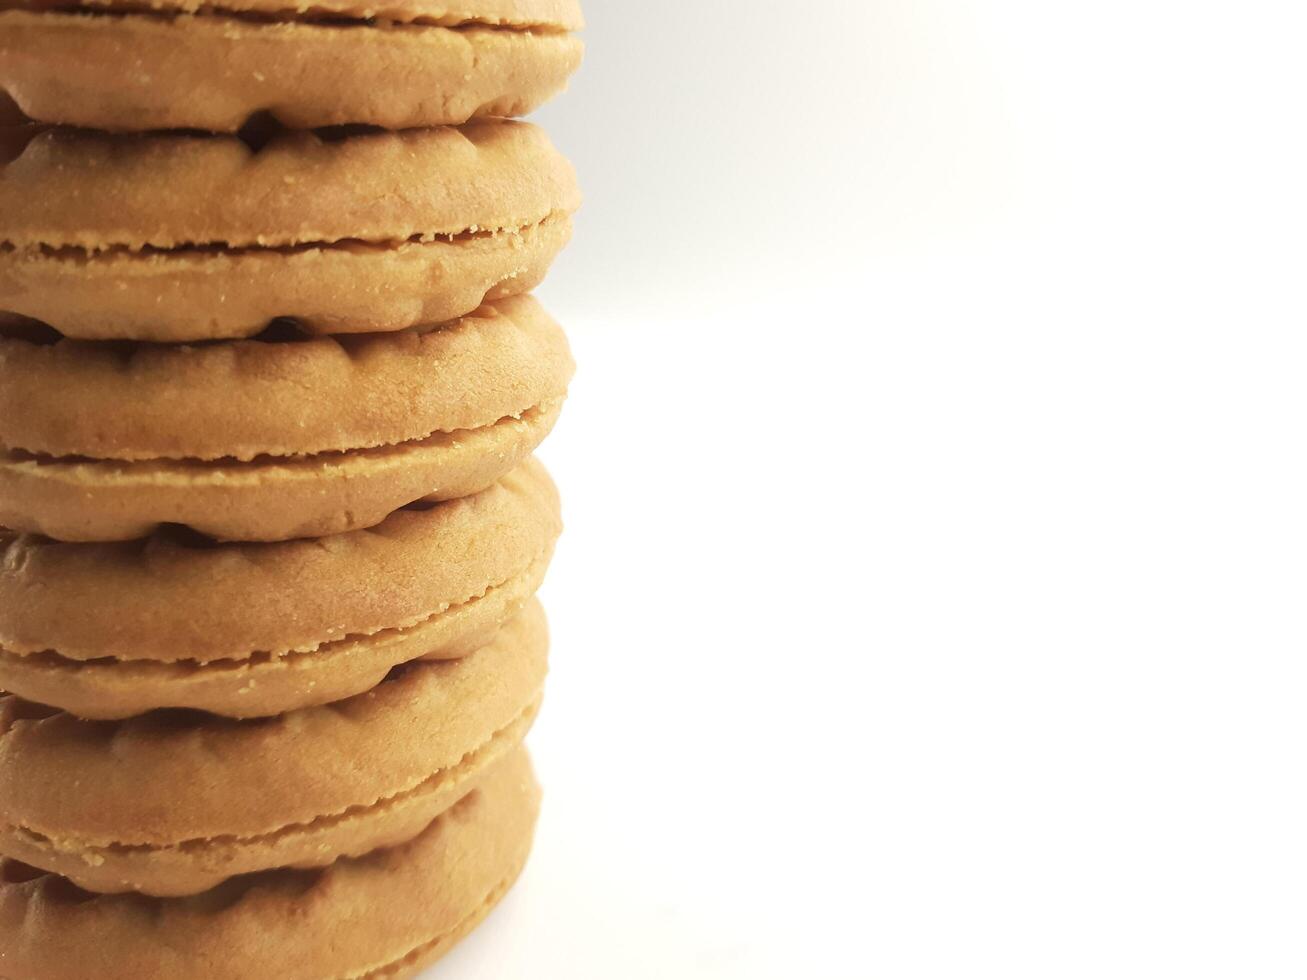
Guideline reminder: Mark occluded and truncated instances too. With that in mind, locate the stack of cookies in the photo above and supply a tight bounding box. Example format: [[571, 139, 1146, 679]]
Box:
[[0, 2, 582, 976]]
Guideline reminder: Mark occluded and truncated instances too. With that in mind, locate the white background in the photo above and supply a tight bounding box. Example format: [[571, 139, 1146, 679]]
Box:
[[436, 2, 1307, 977]]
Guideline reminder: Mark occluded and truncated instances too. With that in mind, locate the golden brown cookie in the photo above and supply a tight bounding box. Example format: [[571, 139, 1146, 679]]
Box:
[[0, 296, 573, 542], [0, 120, 579, 341], [0, 744, 541, 978], [0, 0, 583, 131], [0, 460, 560, 718], [0, 603, 546, 897], [0, 296, 572, 462], [0, 403, 561, 542]]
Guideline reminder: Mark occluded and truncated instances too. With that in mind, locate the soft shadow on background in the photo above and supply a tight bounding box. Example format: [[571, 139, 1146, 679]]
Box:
[[440, 2, 1306, 977]]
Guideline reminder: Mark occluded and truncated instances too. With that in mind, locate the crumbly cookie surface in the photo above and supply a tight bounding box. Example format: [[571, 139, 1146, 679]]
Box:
[[0, 605, 547, 896], [0, 296, 572, 461], [0, 459, 560, 662], [0, 746, 541, 979], [0, 5, 583, 131]]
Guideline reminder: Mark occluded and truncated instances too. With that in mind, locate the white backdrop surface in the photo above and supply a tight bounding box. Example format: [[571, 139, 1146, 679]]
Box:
[[428, 2, 1307, 977]]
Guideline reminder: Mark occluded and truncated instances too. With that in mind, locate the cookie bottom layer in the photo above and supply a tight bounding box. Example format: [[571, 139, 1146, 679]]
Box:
[[0, 549, 550, 720], [362, 866, 523, 979], [0, 459, 561, 666], [0, 746, 541, 980], [0, 398, 562, 542], [0, 696, 540, 897], [0, 214, 572, 342], [0, 11, 582, 131], [0, 602, 548, 897]]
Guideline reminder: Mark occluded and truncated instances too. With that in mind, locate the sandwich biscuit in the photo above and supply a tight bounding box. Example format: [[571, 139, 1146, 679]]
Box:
[[0, 745, 542, 979], [0, 120, 578, 341], [0, 296, 572, 541], [0, 0, 583, 131], [0, 460, 560, 718], [0, 603, 546, 897]]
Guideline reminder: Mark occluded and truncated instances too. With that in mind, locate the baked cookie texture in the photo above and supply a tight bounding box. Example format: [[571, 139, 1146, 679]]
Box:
[[0, 120, 577, 251], [0, 296, 571, 462], [0, 460, 560, 718], [0, 0, 583, 131], [0, 1, 580, 972], [0, 603, 546, 896], [0, 298, 573, 541], [0, 745, 542, 980], [0, 120, 579, 341], [6, 0, 583, 21]]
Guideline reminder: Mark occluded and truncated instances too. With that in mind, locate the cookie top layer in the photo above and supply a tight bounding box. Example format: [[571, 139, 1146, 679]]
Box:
[[0, 603, 546, 846], [0, 458, 560, 661], [0, 295, 573, 461], [0, 746, 540, 980], [0, 398, 563, 542], [0, 547, 550, 719], [0, 210, 574, 342], [3, 0, 584, 28], [0, 120, 579, 250], [0, 5, 583, 131]]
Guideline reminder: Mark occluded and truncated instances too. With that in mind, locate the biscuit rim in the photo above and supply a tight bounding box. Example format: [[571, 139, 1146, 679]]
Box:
[[9, 0, 586, 29], [0, 121, 580, 251], [0, 458, 561, 661], [0, 699, 541, 898], [0, 398, 564, 541], [0, 547, 552, 719], [0, 745, 542, 979], [0, 604, 547, 896], [0, 10, 584, 131], [0, 295, 574, 461], [0, 211, 573, 341]]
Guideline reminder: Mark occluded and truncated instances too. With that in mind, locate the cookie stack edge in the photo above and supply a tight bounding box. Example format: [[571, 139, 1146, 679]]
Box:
[[0, 4, 583, 977]]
